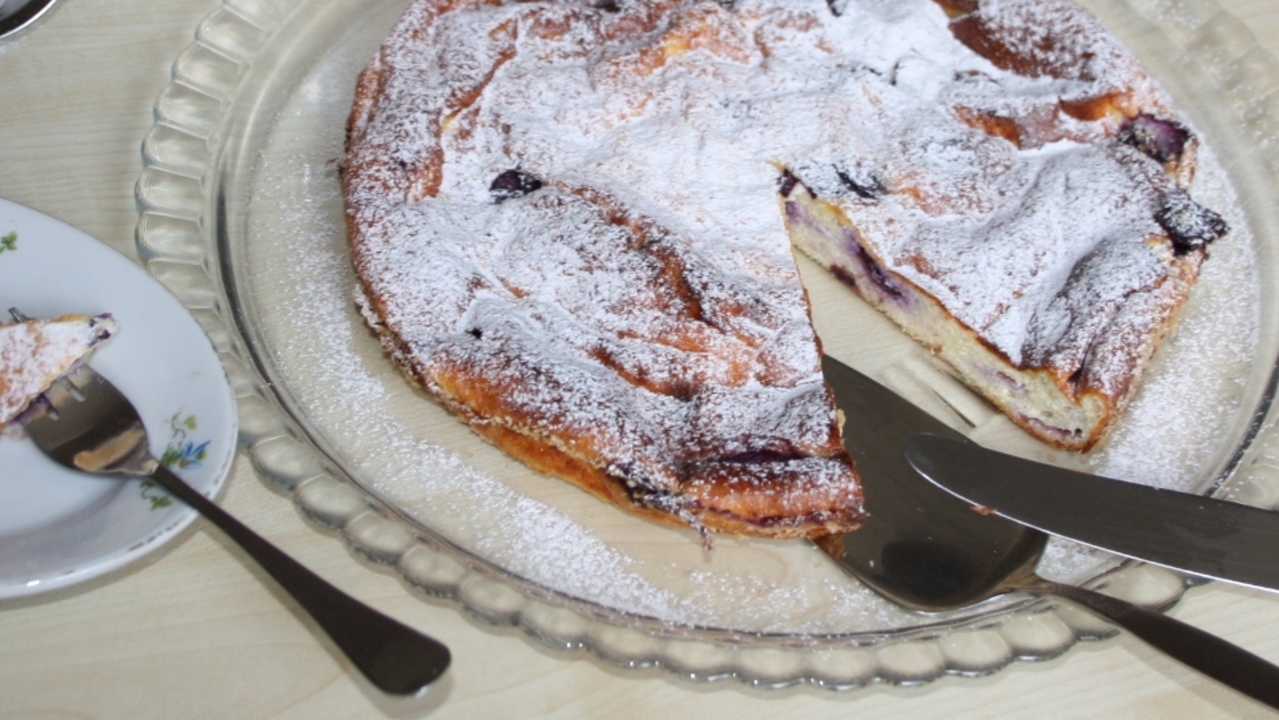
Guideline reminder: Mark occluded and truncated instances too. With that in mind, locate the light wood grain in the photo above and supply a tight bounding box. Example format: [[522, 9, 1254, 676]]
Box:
[[4, 0, 1279, 717]]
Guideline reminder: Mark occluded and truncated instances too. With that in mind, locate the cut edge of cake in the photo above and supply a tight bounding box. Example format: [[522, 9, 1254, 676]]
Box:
[[778, 173, 1213, 451], [352, 273, 866, 541]]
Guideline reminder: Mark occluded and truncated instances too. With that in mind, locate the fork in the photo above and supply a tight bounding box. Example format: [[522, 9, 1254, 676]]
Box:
[[12, 309, 451, 695]]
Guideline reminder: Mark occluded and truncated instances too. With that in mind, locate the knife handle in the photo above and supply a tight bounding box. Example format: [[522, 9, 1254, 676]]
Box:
[[1035, 580, 1279, 709]]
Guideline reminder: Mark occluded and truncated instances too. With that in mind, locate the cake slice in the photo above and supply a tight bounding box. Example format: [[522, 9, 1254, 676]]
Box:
[[0, 314, 117, 425], [779, 0, 1227, 451]]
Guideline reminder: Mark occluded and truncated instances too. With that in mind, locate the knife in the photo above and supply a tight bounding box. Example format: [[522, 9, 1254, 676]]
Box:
[[904, 432, 1279, 593], [822, 358, 1279, 709]]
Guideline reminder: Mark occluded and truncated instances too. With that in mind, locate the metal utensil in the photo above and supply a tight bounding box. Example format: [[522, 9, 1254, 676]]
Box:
[[14, 309, 450, 695], [905, 432, 1279, 593], [0, 0, 60, 40], [817, 355, 1279, 709]]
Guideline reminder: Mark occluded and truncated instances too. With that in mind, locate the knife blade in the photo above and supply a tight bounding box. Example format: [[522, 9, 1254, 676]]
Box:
[[904, 432, 1279, 593]]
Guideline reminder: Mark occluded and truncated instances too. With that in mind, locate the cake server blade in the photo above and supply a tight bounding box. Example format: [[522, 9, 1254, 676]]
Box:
[[904, 433, 1279, 593], [816, 356, 1039, 606]]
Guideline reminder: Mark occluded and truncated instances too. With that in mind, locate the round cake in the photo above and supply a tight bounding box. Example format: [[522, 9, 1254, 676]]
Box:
[[342, 0, 1226, 537]]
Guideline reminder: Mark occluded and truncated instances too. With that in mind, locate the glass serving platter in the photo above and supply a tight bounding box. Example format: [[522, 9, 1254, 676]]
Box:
[[136, 0, 1279, 689]]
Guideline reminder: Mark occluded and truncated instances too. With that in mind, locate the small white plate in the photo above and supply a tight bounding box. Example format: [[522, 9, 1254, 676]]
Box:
[[0, 198, 237, 598]]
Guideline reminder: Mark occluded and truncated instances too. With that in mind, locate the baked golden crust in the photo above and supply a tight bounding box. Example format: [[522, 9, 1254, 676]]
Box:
[[345, 168, 862, 537]]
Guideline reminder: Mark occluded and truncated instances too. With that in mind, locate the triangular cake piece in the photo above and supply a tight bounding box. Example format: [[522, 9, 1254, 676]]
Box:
[[1, 314, 117, 425]]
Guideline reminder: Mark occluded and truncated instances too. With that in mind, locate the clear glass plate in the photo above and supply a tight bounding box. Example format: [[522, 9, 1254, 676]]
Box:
[[136, 0, 1279, 689]]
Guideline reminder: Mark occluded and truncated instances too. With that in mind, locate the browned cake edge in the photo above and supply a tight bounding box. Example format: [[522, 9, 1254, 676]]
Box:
[[349, 280, 864, 540]]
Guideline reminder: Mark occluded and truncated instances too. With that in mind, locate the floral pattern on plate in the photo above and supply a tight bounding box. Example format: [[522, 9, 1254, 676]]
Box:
[[0, 198, 237, 598]]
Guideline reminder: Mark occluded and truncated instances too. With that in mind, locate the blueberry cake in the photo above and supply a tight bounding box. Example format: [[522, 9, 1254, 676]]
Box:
[[782, 0, 1225, 450], [342, 0, 1226, 536], [0, 314, 117, 425]]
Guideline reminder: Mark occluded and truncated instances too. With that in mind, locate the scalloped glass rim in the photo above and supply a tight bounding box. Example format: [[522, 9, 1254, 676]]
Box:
[[134, 0, 1279, 691]]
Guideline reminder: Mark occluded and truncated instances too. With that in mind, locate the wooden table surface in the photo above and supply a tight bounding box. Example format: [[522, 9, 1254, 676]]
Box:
[[4, 0, 1279, 717]]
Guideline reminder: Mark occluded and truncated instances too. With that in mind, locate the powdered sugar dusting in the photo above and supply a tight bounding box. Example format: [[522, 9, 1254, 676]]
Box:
[[249, 144, 909, 630], [239, 0, 1261, 632], [0, 315, 115, 425], [345, 0, 899, 533], [1092, 144, 1260, 491], [347, 0, 1227, 467], [243, 21, 914, 632], [255, 158, 710, 622]]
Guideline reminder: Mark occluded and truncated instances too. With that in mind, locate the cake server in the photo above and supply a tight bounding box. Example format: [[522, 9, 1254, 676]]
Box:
[[904, 432, 1279, 593], [817, 355, 1279, 709]]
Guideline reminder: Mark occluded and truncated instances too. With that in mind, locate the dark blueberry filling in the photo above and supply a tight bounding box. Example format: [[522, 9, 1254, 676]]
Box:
[[592, 0, 621, 12], [1067, 363, 1085, 389], [826, 0, 849, 16], [784, 199, 805, 225], [1118, 114, 1191, 165], [835, 165, 885, 200], [1019, 414, 1084, 442], [490, 169, 543, 202], [606, 460, 663, 496], [1155, 191, 1229, 255], [606, 461, 706, 537], [855, 241, 904, 299], [715, 446, 804, 465], [829, 263, 859, 290], [828, 249, 904, 301], [781, 178, 905, 303], [777, 169, 819, 201], [466, 327, 483, 340], [729, 509, 845, 529]]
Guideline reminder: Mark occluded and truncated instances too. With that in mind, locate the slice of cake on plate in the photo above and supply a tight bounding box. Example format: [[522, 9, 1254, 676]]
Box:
[[0, 314, 117, 425]]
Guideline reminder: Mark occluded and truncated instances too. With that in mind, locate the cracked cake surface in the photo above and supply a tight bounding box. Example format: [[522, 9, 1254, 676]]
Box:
[[342, 0, 1225, 536]]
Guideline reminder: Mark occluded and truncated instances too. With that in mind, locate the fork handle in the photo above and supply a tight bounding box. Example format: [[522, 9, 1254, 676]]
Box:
[[146, 465, 451, 695]]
